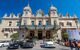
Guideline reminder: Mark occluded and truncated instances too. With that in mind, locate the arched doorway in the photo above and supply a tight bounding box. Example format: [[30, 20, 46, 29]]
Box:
[[30, 31, 34, 38], [46, 31, 51, 39], [38, 31, 42, 39]]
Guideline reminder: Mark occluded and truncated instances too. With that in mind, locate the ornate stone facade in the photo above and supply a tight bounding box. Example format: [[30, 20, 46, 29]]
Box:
[[0, 4, 78, 40]]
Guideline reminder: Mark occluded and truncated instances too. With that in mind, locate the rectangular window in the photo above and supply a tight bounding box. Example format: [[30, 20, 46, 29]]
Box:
[[4, 34, 8, 38], [31, 21, 34, 26], [59, 22, 64, 26], [67, 22, 72, 26], [9, 21, 12, 26], [5, 28, 10, 31], [17, 22, 20, 26], [9, 24, 11, 26]]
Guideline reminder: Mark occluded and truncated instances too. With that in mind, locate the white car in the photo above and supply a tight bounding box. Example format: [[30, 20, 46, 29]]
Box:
[[0, 41, 10, 47], [43, 40, 56, 48]]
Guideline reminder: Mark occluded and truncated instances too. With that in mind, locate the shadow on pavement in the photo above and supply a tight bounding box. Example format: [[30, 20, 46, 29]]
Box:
[[61, 48, 70, 50], [40, 45, 55, 48], [6, 48, 18, 50]]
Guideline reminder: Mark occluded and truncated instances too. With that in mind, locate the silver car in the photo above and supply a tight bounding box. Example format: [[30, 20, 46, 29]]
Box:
[[43, 40, 56, 48]]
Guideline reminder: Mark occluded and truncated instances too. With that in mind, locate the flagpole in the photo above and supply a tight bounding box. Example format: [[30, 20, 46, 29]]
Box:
[[49, 0, 53, 5], [28, 0, 30, 6]]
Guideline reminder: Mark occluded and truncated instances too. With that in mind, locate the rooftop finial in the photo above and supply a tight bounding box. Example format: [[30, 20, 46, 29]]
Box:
[[73, 14, 77, 18], [66, 12, 70, 17], [49, 0, 53, 6], [28, 0, 30, 7]]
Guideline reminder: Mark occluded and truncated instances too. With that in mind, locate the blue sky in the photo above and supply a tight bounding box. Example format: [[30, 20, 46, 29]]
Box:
[[0, 0, 80, 22]]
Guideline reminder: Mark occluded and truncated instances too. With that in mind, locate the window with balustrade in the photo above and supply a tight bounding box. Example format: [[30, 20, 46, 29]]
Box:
[[38, 21, 42, 26], [46, 21, 49, 26], [31, 21, 34, 26]]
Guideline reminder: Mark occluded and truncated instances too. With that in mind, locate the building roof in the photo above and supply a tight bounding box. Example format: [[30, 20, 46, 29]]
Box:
[[24, 4, 31, 11]]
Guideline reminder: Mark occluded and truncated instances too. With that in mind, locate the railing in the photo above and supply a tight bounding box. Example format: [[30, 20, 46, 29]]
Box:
[[45, 25, 53, 30], [3, 26, 19, 28], [20, 25, 61, 30], [61, 26, 77, 29]]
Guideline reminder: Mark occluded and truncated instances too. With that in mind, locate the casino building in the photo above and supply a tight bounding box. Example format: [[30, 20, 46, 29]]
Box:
[[0, 4, 78, 40]]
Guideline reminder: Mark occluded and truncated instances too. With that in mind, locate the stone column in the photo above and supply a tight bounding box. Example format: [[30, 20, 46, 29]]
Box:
[[51, 30, 54, 38], [35, 19, 38, 26], [35, 30, 38, 38], [43, 30, 46, 38]]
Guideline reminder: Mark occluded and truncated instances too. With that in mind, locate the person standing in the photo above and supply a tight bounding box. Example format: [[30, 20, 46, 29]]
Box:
[[69, 40, 74, 50], [77, 41, 80, 50], [73, 39, 78, 50]]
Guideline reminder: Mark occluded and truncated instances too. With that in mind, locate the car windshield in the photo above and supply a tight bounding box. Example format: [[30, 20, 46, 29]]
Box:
[[27, 40, 33, 42], [0, 40, 11, 43], [45, 39, 52, 42], [0, 41, 5, 43]]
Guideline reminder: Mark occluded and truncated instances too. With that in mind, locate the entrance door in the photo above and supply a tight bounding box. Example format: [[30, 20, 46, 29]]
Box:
[[46, 31, 51, 39], [30, 31, 34, 38], [38, 31, 42, 39]]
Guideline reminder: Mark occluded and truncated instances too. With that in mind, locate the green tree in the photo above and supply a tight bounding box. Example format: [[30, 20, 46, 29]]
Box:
[[63, 32, 68, 39], [10, 33, 18, 40]]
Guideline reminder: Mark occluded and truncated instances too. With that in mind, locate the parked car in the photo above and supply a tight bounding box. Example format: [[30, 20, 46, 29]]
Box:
[[0, 41, 10, 47], [43, 40, 56, 48], [20, 40, 34, 48], [8, 41, 19, 49]]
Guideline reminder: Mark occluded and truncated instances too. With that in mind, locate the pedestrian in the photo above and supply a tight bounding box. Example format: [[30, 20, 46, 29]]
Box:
[[77, 41, 80, 50], [69, 40, 74, 50], [73, 39, 78, 50]]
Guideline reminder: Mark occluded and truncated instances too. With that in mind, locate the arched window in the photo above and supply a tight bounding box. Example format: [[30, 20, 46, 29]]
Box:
[[24, 20, 27, 25], [31, 21, 34, 26], [17, 21, 20, 26], [38, 21, 42, 26], [46, 21, 49, 26]]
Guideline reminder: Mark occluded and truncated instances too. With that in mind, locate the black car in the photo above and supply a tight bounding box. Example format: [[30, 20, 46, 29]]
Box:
[[20, 40, 34, 48], [8, 41, 19, 49]]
